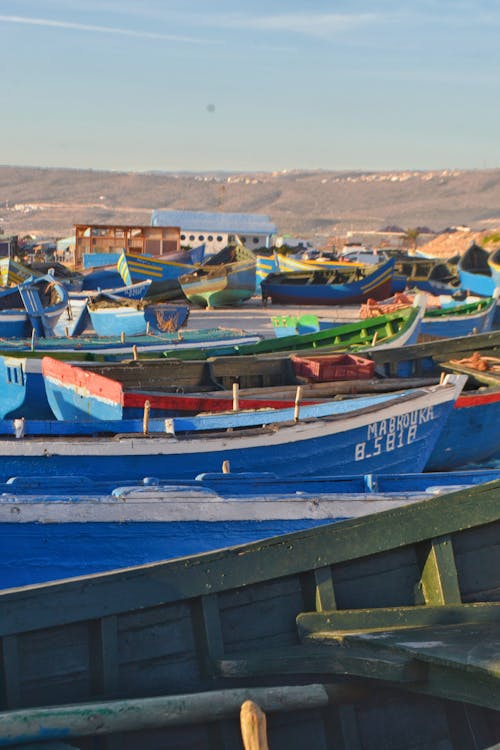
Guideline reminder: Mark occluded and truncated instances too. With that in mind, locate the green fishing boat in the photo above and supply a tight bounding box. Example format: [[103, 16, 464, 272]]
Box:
[[163, 300, 424, 361], [0, 480, 498, 749]]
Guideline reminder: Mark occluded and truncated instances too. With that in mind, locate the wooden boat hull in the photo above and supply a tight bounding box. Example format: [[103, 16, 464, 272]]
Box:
[[419, 294, 498, 339], [0, 378, 465, 481], [117, 251, 196, 286], [0, 481, 498, 749], [458, 243, 496, 295], [179, 258, 256, 308], [88, 302, 189, 337], [255, 252, 277, 289], [426, 387, 500, 469], [164, 301, 424, 360], [261, 258, 395, 305], [275, 253, 363, 273], [0, 356, 53, 419]]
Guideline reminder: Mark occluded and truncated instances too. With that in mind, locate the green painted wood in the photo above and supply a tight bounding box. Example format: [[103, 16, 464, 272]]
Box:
[[0, 482, 498, 637], [216, 644, 422, 684], [89, 615, 119, 697], [191, 594, 225, 680], [0, 636, 20, 709], [343, 622, 500, 711], [418, 536, 462, 606], [297, 602, 500, 639], [314, 567, 337, 612], [337, 705, 363, 750], [0, 684, 330, 747]]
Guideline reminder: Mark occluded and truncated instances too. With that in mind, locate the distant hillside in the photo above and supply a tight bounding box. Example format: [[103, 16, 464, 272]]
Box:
[[1, 165, 500, 249]]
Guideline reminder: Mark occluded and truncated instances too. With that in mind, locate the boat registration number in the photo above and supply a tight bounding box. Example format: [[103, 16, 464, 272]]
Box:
[[355, 406, 435, 460]]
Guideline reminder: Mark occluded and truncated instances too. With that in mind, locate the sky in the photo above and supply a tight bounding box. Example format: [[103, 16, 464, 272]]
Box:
[[1, 0, 500, 173]]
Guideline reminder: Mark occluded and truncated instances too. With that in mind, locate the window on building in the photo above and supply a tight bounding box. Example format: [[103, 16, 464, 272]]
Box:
[[198, 235, 204, 241], [208, 235, 213, 241], [253, 237, 260, 244], [189, 235, 195, 241], [216, 236, 223, 242], [181, 234, 186, 241], [240, 237, 247, 243]]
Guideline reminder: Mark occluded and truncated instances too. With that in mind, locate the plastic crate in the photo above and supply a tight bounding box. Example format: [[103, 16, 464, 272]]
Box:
[[291, 353, 375, 382]]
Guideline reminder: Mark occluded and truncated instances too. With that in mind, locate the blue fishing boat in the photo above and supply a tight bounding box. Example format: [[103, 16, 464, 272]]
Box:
[[0, 375, 466, 481], [87, 297, 190, 337], [0, 275, 69, 338], [117, 250, 200, 299], [419, 291, 499, 339], [0, 356, 54, 419], [488, 247, 500, 286], [358, 290, 499, 340], [391, 256, 461, 295], [0, 467, 498, 589], [426, 386, 500, 470], [458, 242, 496, 296], [255, 251, 277, 290], [275, 252, 363, 273], [261, 258, 395, 305], [42, 357, 322, 421]]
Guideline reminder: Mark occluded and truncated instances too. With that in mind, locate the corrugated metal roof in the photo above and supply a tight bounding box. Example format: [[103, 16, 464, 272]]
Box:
[[151, 210, 276, 234]]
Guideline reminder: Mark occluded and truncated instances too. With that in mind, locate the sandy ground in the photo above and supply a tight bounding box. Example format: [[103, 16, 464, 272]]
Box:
[[185, 297, 361, 338]]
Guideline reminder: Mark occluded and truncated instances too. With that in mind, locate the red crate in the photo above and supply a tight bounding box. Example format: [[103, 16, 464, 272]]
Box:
[[291, 353, 375, 382]]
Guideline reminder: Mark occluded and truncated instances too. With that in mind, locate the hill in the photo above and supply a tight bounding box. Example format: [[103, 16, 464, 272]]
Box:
[[2, 165, 500, 252]]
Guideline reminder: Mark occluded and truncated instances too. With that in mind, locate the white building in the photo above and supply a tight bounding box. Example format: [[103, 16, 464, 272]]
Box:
[[151, 210, 277, 255]]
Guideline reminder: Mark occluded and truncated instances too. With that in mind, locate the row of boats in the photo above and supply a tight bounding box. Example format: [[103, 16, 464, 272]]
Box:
[[0, 237, 499, 748]]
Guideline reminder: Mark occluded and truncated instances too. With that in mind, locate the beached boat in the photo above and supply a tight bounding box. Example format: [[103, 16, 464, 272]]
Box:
[[87, 296, 189, 337], [458, 242, 496, 296], [1, 468, 499, 590], [0, 480, 498, 749], [261, 258, 395, 305], [275, 252, 363, 273], [426, 385, 500, 469], [42, 356, 324, 420], [0, 375, 466, 481], [178, 244, 256, 308], [359, 290, 499, 340], [117, 250, 199, 300], [487, 246, 500, 286], [255, 251, 277, 289], [0, 274, 69, 338], [164, 298, 424, 360], [392, 256, 461, 295]]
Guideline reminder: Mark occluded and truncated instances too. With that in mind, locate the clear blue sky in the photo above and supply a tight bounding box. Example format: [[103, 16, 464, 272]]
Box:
[[1, 0, 499, 172]]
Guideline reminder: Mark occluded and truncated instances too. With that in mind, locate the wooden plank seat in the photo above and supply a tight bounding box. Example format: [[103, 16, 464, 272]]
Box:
[[295, 603, 500, 710]]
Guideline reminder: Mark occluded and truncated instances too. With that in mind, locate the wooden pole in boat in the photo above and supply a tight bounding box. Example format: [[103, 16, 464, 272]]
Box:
[[240, 701, 270, 750], [143, 400, 151, 435], [31, 329, 36, 351], [132, 345, 138, 361], [294, 386, 302, 422], [222, 460, 231, 474], [146, 321, 151, 335], [371, 330, 379, 346], [121, 331, 125, 343], [233, 382, 240, 411]]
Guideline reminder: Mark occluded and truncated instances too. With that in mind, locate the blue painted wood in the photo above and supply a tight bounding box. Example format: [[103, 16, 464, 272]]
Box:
[[426, 390, 500, 470], [88, 302, 189, 337], [0, 357, 53, 420], [3, 468, 498, 496], [0, 276, 69, 338], [2, 468, 498, 589], [420, 295, 498, 338], [261, 258, 395, 305], [0, 379, 464, 481]]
